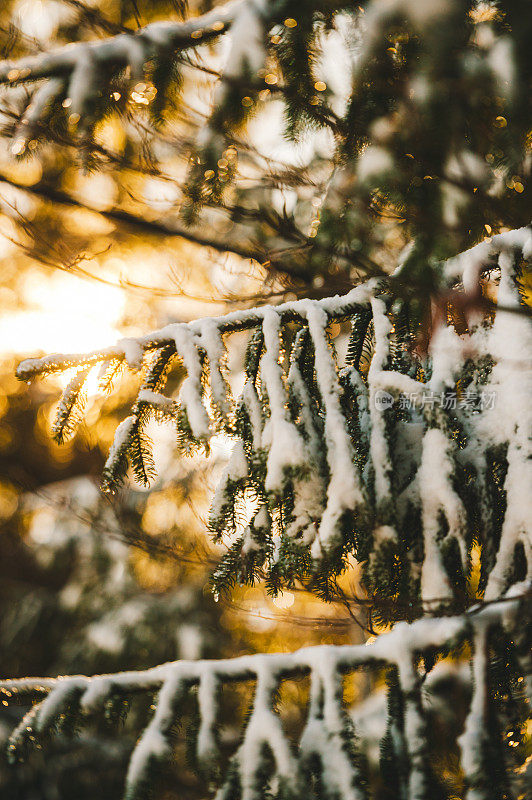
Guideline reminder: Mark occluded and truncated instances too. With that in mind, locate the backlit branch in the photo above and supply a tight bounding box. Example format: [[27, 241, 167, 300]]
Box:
[[1, 585, 529, 800]]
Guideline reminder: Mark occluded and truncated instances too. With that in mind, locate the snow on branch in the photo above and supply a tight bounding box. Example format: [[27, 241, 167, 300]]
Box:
[[13, 227, 532, 610], [0, 0, 242, 84], [0, 0, 254, 147], [1, 585, 529, 800]]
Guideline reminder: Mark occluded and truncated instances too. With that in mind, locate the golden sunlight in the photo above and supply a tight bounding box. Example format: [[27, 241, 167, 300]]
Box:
[[0, 270, 126, 359]]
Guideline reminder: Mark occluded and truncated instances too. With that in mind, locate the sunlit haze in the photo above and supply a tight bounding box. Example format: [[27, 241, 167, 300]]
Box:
[[0, 270, 126, 356]]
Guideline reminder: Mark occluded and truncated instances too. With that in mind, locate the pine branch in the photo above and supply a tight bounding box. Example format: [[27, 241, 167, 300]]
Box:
[[0, 172, 382, 286], [0, 0, 244, 87], [1, 585, 529, 799], [12, 226, 532, 610]]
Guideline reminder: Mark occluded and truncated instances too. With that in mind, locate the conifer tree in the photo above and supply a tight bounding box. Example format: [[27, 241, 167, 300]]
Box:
[[0, 2, 531, 799]]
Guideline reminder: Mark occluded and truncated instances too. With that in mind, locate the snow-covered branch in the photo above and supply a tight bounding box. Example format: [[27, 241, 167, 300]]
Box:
[[16, 280, 377, 380], [13, 226, 532, 609], [1, 584, 529, 800], [0, 1, 242, 87], [0, 0, 262, 146]]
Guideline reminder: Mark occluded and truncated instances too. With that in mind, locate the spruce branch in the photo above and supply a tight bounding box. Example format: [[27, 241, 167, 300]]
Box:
[[1, 585, 529, 800], [12, 226, 532, 613]]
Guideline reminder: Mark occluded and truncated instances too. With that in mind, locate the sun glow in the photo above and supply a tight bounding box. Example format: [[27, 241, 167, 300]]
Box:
[[0, 270, 126, 362]]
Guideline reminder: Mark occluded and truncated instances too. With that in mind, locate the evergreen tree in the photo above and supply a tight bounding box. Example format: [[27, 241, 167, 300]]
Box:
[[0, 1, 530, 799]]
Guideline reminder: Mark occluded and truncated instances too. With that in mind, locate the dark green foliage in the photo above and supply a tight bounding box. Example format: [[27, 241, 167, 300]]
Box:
[[480, 444, 509, 593], [379, 668, 407, 800], [52, 367, 90, 443]]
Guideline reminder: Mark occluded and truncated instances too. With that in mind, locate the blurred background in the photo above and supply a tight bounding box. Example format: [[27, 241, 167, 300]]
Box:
[[0, 2, 370, 797]]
